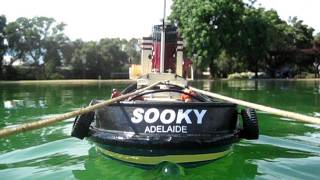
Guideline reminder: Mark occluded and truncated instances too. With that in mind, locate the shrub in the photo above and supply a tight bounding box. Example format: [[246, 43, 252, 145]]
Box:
[[227, 72, 255, 80], [49, 73, 65, 80]]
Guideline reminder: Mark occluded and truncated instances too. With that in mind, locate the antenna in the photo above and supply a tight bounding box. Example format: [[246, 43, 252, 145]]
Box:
[[160, 0, 166, 73]]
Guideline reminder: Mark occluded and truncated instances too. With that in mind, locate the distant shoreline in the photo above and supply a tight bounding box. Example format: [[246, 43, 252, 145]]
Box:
[[193, 78, 320, 81], [0, 78, 319, 84], [0, 79, 135, 84]]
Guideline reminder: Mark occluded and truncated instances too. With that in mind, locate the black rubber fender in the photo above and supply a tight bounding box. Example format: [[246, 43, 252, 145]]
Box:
[[71, 111, 95, 139], [240, 108, 259, 140]]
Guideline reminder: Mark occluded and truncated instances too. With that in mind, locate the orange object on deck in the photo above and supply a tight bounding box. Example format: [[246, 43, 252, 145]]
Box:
[[181, 88, 196, 102]]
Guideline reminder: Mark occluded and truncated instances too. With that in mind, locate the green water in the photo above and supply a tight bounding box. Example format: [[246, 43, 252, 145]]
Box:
[[0, 80, 320, 179]]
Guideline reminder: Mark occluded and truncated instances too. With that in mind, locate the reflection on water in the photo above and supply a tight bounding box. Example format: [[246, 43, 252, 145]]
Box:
[[0, 83, 127, 128], [256, 156, 320, 179], [227, 80, 263, 91], [314, 82, 320, 94], [0, 80, 320, 179], [0, 137, 90, 180], [4, 99, 47, 109], [1, 135, 319, 179], [202, 80, 212, 91], [4, 100, 23, 109]]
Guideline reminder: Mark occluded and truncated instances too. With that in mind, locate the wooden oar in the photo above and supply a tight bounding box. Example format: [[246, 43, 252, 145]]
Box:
[[172, 82, 320, 125], [0, 81, 162, 138]]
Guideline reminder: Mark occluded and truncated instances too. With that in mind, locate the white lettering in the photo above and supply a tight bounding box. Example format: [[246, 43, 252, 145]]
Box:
[[131, 108, 207, 125], [160, 109, 176, 124], [182, 126, 187, 133], [150, 125, 156, 133], [144, 126, 150, 133], [131, 108, 144, 123], [144, 108, 160, 123], [176, 109, 192, 124], [194, 109, 207, 124], [143, 125, 188, 134], [167, 125, 173, 132], [175, 126, 181, 133]]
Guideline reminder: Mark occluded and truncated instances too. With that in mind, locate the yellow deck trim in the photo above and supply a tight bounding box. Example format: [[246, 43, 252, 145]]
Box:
[[97, 147, 231, 165]]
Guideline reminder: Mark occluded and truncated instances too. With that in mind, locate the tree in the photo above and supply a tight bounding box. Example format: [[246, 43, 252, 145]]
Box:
[[289, 17, 314, 49], [5, 17, 67, 79], [170, 0, 245, 76], [170, 0, 317, 78], [214, 50, 242, 77], [315, 32, 320, 44], [257, 10, 295, 77], [122, 38, 140, 64], [237, 7, 273, 77], [70, 39, 89, 78], [43, 39, 62, 78], [0, 15, 6, 79], [59, 41, 75, 66], [98, 38, 128, 78], [43, 30, 69, 78], [70, 38, 128, 79]]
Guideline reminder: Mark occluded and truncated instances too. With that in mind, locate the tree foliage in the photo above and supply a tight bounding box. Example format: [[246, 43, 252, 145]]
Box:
[[238, 7, 274, 77], [70, 38, 129, 79], [288, 17, 314, 49], [6, 17, 65, 65], [0, 15, 6, 78], [122, 38, 140, 64], [314, 32, 320, 46], [1, 2, 319, 80], [171, 0, 318, 78], [1, 16, 139, 80], [170, 0, 245, 70]]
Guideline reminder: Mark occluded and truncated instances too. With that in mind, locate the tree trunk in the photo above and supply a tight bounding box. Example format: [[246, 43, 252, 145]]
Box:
[[254, 80, 258, 90], [0, 60, 2, 80], [209, 61, 215, 78], [0, 57, 3, 80], [254, 58, 258, 79], [299, 65, 301, 78]]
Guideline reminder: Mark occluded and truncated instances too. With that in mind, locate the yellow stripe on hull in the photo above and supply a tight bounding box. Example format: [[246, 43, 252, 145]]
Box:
[[96, 146, 231, 165]]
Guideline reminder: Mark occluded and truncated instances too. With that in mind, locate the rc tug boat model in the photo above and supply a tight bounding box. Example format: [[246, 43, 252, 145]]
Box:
[[71, 5, 259, 166]]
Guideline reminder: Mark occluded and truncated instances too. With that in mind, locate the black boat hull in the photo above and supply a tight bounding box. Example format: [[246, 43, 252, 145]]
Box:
[[84, 101, 242, 165], [92, 101, 239, 135]]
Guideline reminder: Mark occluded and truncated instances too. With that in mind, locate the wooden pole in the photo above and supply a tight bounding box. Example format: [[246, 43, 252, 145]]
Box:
[[192, 86, 320, 124], [0, 81, 162, 138], [173, 82, 320, 125]]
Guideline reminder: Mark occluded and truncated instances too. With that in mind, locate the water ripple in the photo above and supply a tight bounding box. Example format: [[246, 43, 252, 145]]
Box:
[[0, 138, 90, 164], [252, 135, 320, 155]]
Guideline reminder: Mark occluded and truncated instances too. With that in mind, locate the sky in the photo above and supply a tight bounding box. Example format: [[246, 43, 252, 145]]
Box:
[[0, 0, 319, 41], [256, 0, 320, 33]]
